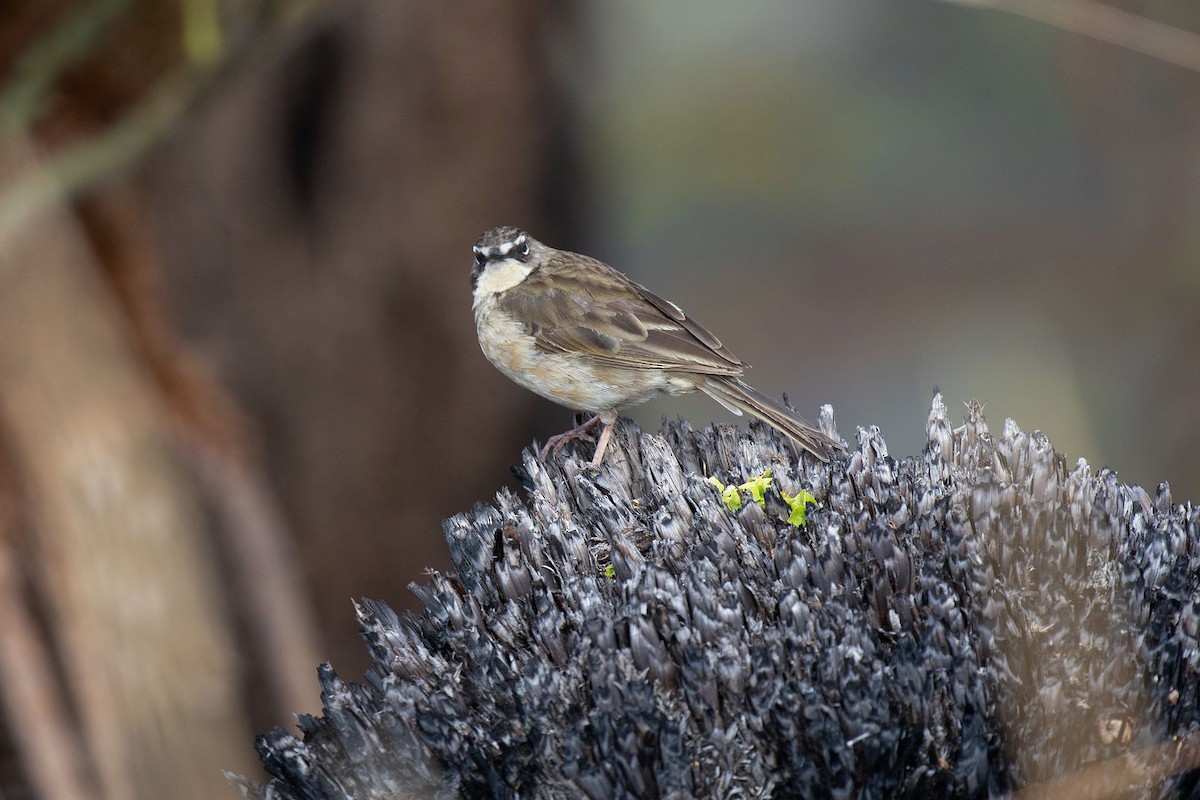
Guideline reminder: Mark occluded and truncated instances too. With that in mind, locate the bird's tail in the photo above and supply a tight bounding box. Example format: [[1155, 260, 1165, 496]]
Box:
[[699, 376, 843, 462]]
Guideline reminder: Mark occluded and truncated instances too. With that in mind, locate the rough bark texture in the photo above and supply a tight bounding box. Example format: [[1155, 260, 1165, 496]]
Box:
[[0, 137, 256, 800], [236, 396, 1200, 799]]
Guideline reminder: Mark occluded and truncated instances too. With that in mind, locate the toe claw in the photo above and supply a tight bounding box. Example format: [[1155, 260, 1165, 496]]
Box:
[[540, 415, 603, 460]]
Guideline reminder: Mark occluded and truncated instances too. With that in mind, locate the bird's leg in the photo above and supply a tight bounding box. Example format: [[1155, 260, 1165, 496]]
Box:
[[590, 420, 616, 466], [540, 414, 603, 459]]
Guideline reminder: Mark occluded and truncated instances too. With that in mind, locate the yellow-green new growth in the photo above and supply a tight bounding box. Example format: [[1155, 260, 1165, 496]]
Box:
[[709, 469, 816, 527], [707, 476, 743, 512], [741, 469, 773, 505], [708, 468, 773, 512], [781, 489, 816, 527]]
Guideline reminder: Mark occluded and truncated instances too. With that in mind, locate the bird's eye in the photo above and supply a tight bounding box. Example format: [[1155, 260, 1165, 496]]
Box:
[[519, 242, 530, 257]]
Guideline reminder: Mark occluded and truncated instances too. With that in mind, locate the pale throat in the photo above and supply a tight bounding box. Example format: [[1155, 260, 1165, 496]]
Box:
[[472, 257, 535, 306]]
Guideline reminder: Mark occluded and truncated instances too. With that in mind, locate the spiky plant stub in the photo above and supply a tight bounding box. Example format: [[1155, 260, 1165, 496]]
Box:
[[233, 396, 1200, 799]]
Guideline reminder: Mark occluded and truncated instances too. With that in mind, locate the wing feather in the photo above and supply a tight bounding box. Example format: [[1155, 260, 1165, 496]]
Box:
[[498, 252, 745, 376]]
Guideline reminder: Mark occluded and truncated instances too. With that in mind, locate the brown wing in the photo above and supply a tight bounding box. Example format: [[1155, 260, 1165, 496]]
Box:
[[497, 251, 745, 376]]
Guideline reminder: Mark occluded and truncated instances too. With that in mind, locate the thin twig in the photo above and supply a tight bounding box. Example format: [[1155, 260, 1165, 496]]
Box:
[[0, 0, 343, 257], [0, 0, 136, 134], [188, 439, 324, 724], [944, 0, 1200, 73], [0, 541, 99, 800], [0, 70, 204, 253]]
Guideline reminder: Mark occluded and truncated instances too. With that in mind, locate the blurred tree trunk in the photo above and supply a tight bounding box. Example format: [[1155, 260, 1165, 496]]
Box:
[[145, 0, 577, 676], [0, 0, 323, 798], [0, 0, 578, 796], [0, 136, 255, 798]]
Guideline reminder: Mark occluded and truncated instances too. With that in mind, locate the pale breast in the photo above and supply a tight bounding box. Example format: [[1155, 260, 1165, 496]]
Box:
[[474, 295, 690, 415]]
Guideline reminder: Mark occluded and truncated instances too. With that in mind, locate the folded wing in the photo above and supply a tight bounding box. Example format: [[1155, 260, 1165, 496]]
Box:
[[499, 252, 745, 376]]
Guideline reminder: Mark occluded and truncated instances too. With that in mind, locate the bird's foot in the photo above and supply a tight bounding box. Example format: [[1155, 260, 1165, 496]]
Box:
[[540, 415, 603, 459]]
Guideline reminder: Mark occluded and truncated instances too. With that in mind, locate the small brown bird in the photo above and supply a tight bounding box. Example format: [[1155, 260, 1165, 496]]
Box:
[[471, 226, 842, 465]]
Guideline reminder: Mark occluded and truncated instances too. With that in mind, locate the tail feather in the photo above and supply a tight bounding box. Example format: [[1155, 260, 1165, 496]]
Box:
[[699, 377, 842, 462]]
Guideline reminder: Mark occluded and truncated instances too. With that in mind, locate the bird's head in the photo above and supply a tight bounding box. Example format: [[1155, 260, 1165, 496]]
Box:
[[471, 226, 538, 296]]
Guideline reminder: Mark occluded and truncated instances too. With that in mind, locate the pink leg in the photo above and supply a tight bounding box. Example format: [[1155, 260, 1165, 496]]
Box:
[[590, 421, 615, 466], [540, 415, 602, 459]]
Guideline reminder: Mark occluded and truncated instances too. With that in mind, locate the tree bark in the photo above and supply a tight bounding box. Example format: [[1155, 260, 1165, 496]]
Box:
[[0, 137, 256, 800]]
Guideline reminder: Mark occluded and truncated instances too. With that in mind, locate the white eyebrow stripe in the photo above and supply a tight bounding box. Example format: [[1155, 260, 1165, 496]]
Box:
[[475, 233, 527, 259]]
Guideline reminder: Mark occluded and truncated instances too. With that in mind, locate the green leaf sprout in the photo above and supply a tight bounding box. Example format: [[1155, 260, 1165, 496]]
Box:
[[781, 489, 817, 527]]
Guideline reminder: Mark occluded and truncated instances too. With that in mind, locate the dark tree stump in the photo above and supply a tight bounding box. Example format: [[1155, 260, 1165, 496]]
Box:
[[233, 396, 1200, 799]]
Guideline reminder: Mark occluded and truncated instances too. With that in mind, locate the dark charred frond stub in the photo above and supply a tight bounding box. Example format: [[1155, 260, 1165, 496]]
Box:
[[232, 396, 1200, 800]]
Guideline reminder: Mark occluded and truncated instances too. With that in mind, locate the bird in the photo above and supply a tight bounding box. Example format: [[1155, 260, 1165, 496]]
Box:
[[470, 226, 843, 466]]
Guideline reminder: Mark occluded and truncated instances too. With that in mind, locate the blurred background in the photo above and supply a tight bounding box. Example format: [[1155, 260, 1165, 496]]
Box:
[[0, 0, 1197, 797]]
